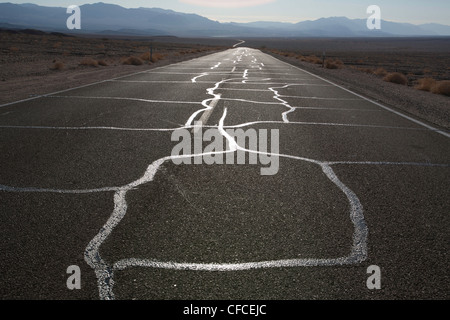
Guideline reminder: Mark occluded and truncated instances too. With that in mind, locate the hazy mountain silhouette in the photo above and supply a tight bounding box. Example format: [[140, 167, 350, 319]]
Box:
[[1, 2, 449, 37]]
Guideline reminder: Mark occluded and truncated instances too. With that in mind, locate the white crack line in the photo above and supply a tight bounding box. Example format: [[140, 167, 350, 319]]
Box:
[[218, 88, 270, 92], [268, 82, 368, 123], [144, 71, 232, 75], [187, 69, 286, 128], [159, 67, 220, 70], [272, 83, 333, 88], [0, 120, 427, 132], [0, 124, 211, 132], [289, 106, 381, 112], [188, 60, 250, 127], [97, 108, 369, 299], [222, 120, 428, 131], [325, 161, 449, 167], [193, 95, 221, 135], [109, 80, 217, 84], [185, 77, 224, 127], [219, 98, 280, 105], [233, 40, 246, 48], [0, 94, 442, 300], [280, 95, 363, 101], [1, 49, 443, 300], [212, 67, 300, 123], [219, 81, 321, 85], [269, 85, 296, 123], [211, 62, 221, 70], [242, 69, 249, 83], [191, 73, 209, 83], [84, 109, 238, 300], [84, 62, 365, 299], [47, 95, 200, 105], [0, 185, 120, 194], [82, 59, 371, 298], [108, 80, 329, 85]]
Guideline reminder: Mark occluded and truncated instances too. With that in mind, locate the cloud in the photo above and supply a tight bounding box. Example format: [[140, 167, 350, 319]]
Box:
[[179, 0, 276, 8]]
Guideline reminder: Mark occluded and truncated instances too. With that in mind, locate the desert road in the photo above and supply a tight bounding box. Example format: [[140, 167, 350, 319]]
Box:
[[0, 47, 449, 301]]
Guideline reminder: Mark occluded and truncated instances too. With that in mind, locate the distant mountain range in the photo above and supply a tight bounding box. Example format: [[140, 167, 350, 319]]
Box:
[[1, 2, 450, 37]]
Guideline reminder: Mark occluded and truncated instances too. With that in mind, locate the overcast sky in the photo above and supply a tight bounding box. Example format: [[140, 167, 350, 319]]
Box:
[[8, 0, 450, 25]]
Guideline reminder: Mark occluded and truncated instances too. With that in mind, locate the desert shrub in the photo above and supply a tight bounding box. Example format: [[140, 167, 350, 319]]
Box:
[[384, 72, 408, 85], [359, 67, 374, 74], [97, 60, 108, 66], [305, 55, 322, 64], [325, 59, 344, 69], [415, 77, 436, 92], [122, 56, 144, 66], [51, 61, 65, 70], [283, 52, 296, 58], [313, 56, 323, 65], [139, 52, 151, 61], [325, 59, 339, 69], [150, 53, 165, 63], [79, 57, 99, 67], [431, 81, 450, 96], [373, 67, 388, 77]]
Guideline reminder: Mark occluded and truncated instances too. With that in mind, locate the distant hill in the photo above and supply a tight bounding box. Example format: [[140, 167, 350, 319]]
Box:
[[1, 2, 449, 37]]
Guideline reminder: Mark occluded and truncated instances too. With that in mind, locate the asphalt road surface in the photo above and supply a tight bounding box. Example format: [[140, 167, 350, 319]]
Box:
[[0, 47, 449, 301]]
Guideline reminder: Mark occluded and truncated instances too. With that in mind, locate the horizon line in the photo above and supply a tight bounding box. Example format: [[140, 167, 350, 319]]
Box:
[[3, 2, 449, 27]]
